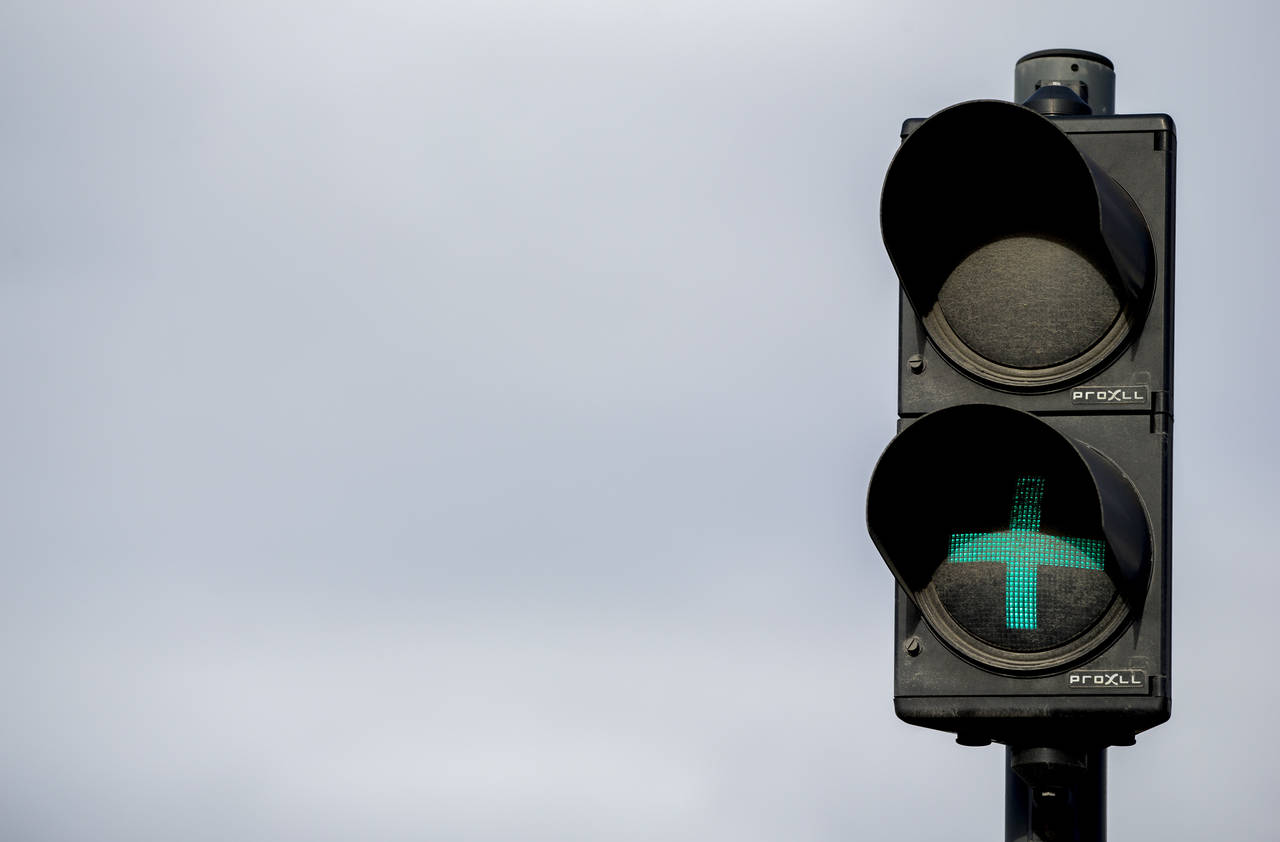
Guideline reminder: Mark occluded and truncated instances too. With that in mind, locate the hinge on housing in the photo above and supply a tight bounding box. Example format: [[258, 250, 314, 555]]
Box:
[[1151, 390, 1171, 433]]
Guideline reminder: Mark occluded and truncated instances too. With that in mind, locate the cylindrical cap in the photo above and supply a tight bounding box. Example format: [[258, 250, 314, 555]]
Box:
[[1016, 50, 1115, 115]]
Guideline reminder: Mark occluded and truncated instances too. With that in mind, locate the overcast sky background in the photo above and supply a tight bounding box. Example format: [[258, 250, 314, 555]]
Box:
[[3, 1, 1277, 840]]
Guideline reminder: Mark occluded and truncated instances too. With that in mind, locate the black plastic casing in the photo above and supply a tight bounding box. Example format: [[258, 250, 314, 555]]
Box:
[[888, 111, 1175, 747]]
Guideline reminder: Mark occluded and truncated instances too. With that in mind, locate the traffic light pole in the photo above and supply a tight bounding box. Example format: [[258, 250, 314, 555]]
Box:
[[1005, 746, 1106, 842]]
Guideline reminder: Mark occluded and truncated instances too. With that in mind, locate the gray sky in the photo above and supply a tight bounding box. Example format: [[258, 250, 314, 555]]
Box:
[[2, 0, 1277, 839]]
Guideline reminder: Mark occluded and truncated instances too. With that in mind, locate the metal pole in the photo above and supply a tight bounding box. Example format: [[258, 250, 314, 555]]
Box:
[[1005, 745, 1106, 842]]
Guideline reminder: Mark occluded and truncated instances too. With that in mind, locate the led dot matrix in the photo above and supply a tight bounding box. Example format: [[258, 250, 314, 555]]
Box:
[[947, 475, 1105, 629]]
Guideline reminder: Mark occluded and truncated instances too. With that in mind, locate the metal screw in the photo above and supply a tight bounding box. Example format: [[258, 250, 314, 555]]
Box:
[[907, 354, 926, 374], [905, 636, 921, 656]]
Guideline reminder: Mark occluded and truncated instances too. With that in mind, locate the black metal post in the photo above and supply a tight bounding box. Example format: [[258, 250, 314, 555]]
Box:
[[1005, 745, 1106, 842]]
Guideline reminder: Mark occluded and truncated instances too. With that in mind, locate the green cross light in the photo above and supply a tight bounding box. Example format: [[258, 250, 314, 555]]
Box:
[[946, 476, 1105, 629]]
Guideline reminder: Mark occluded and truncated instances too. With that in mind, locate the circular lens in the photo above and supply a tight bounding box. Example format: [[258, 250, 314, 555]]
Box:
[[936, 235, 1121, 369], [913, 472, 1131, 672], [932, 535, 1118, 652], [923, 235, 1136, 390]]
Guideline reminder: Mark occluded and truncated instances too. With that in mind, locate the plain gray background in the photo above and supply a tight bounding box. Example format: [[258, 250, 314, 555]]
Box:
[[3, 1, 1276, 839]]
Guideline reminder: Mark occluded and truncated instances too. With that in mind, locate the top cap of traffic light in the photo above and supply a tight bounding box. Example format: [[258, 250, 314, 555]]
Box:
[[881, 99, 1155, 390], [1016, 49, 1115, 115]]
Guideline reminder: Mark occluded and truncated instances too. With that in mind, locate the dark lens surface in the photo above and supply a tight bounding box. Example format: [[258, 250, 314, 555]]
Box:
[[930, 474, 1118, 652], [936, 236, 1120, 368]]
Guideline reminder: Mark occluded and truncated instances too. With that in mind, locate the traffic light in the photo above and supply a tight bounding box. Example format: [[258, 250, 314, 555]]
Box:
[[865, 51, 1174, 748]]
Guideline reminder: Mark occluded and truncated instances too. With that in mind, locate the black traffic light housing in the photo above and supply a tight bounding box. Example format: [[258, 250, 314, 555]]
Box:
[[866, 52, 1174, 748]]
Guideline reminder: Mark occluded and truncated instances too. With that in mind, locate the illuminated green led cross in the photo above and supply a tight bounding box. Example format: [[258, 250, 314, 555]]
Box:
[[946, 476, 1105, 629]]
